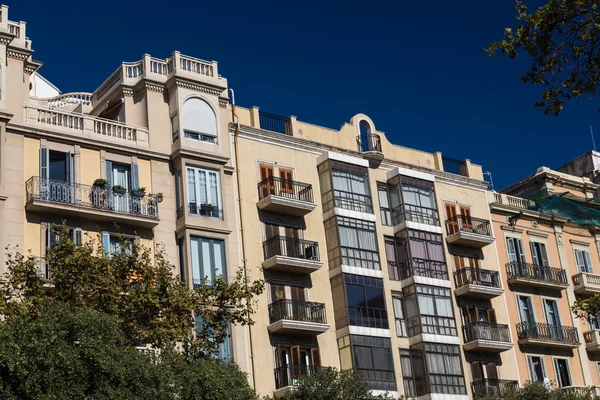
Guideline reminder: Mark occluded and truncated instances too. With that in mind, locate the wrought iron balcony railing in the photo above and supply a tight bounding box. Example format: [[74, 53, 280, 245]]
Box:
[[506, 262, 568, 285], [262, 235, 320, 261], [471, 379, 519, 398], [268, 299, 326, 324], [516, 322, 579, 344], [463, 322, 511, 343], [356, 134, 382, 153], [257, 176, 314, 203], [454, 267, 500, 288], [259, 111, 292, 135], [274, 364, 314, 389], [445, 215, 492, 236], [25, 176, 159, 219]]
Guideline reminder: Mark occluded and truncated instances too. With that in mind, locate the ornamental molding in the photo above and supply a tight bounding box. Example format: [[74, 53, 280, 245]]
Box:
[[219, 99, 228, 108], [122, 88, 134, 97], [167, 79, 224, 97], [145, 82, 164, 93], [7, 49, 28, 60]]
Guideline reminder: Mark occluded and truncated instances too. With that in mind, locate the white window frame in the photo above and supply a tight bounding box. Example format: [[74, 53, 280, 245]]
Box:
[[527, 355, 547, 382], [553, 357, 572, 388], [516, 293, 537, 323], [574, 248, 593, 273], [186, 166, 221, 217]]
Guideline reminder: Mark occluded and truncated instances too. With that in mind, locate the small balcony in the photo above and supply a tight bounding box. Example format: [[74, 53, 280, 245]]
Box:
[[583, 330, 600, 352], [25, 177, 159, 228], [257, 176, 316, 217], [262, 235, 323, 274], [573, 272, 600, 295], [506, 262, 568, 290], [462, 322, 513, 353], [471, 379, 519, 398], [267, 299, 329, 336], [516, 322, 579, 348], [445, 215, 494, 248], [454, 268, 503, 299], [274, 364, 314, 392], [356, 133, 384, 168]]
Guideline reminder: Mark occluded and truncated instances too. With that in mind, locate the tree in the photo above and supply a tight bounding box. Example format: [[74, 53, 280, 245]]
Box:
[[477, 380, 592, 400], [571, 293, 600, 326], [487, 0, 600, 115], [0, 301, 257, 400], [0, 224, 264, 357], [265, 367, 396, 400]]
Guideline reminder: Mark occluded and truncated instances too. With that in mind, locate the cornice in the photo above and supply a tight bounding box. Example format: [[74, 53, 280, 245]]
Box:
[[0, 109, 14, 122], [122, 87, 134, 97], [0, 32, 13, 45], [219, 97, 228, 108], [166, 77, 225, 97], [235, 124, 489, 191], [24, 59, 43, 75], [7, 47, 30, 61], [170, 147, 231, 166], [489, 203, 568, 225]]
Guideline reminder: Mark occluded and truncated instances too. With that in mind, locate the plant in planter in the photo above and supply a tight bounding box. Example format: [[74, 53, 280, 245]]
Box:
[[93, 178, 108, 188], [132, 187, 146, 197], [200, 203, 215, 216], [112, 185, 127, 195], [149, 193, 164, 203]]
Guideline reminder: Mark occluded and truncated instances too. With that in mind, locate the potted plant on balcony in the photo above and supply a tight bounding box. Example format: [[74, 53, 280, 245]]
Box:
[[149, 193, 163, 203], [93, 178, 108, 188], [91, 178, 108, 208], [112, 185, 127, 195], [201, 202, 215, 215], [132, 187, 146, 198]]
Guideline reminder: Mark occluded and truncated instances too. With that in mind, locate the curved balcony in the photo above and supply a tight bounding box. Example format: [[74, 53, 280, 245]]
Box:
[[506, 262, 568, 290], [516, 322, 579, 348], [454, 267, 503, 299], [257, 176, 316, 216], [445, 215, 494, 248], [573, 272, 600, 295], [267, 299, 329, 336], [262, 235, 322, 274], [584, 329, 600, 352], [356, 134, 384, 167], [462, 322, 512, 353]]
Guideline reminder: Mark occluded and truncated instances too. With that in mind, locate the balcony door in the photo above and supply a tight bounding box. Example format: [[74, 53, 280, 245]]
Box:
[[270, 282, 306, 320], [40, 147, 74, 203], [518, 295, 537, 337], [530, 241, 549, 279], [274, 345, 320, 388], [527, 356, 546, 383], [544, 299, 564, 341], [445, 204, 458, 234], [506, 237, 527, 275], [279, 168, 294, 196], [264, 223, 301, 258]]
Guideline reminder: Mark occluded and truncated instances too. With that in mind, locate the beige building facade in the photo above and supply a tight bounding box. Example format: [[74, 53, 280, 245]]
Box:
[[5, 4, 600, 400]]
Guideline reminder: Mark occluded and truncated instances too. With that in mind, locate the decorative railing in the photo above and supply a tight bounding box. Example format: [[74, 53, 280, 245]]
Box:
[[471, 379, 519, 398], [23, 104, 149, 148], [188, 203, 223, 219], [258, 111, 292, 135], [492, 193, 530, 209], [506, 262, 568, 285], [333, 189, 373, 213], [399, 258, 448, 281], [454, 267, 501, 288], [356, 134, 382, 153], [463, 322, 511, 343], [268, 299, 326, 325], [263, 235, 320, 261], [573, 272, 600, 289], [25, 176, 159, 219], [93, 52, 218, 101], [36, 92, 93, 109], [8, 21, 20, 38], [392, 204, 439, 227], [407, 314, 457, 337], [442, 156, 468, 177], [257, 176, 314, 203], [583, 329, 600, 346], [274, 364, 314, 389], [348, 305, 389, 330], [356, 368, 397, 391], [417, 375, 467, 396], [516, 322, 579, 344], [445, 214, 492, 237]]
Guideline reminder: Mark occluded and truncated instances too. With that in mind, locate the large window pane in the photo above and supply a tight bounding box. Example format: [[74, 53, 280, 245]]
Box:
[[190, 236, 226, 287], [187, 166, 221, 218], [366, 286, 385, 309]]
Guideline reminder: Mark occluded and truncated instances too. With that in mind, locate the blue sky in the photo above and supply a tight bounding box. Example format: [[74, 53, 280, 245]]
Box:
[[10, 0, 599, 189]]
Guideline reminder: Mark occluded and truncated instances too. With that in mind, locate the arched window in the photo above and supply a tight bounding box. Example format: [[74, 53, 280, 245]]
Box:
[[182, 98, 217, 144]]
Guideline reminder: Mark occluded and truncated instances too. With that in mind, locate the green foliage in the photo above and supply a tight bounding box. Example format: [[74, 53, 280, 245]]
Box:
[[572, 293, 600, 325], [477, 381, 593, 400], [487, 0, 600, 115], [93, 178, 108, 187], [0, 225, 264, 356], [0, 302, 256, 400], [265, 367, 396, 400]]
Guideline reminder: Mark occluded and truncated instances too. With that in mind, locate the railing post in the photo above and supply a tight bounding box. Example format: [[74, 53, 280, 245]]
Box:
[[288, 115, 298, 136], [250, 107, 260, 128]]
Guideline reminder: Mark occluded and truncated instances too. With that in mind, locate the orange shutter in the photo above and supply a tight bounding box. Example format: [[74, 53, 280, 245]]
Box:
[[460, 206, 472, 229], [311, 348, 321, 368], [454, 255, 465, 270], [280, 168, 294, 195], [488, 309, 497, 324], [259, 164, 275, 198], [291, 345, 301, 366], [446, 204, 458, 234]]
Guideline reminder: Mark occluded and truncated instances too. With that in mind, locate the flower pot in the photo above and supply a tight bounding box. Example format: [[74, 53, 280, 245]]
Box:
[[132, 190, 146, 198], [113, 188, 126, 195], [201, 204, 215, 212]]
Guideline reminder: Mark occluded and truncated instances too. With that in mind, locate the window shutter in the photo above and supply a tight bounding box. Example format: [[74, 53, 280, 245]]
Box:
[[487, 309, 497, 324], [506, 238, 517, 263], [540, 243, 549, 267], [74, 228, 82, 246], [446, 204, 457, 234], [290, 345, 300, 366], [517, 239, 527, 262], [311, 348, 321, 367], [102, 233, 111, 254], [175, 168, 181, 212], [131, 163, 139, 190], [105, 161, 113, 188], [530, 242, 540, 266], [66, 152, 74, 184], [485, 363, 499, 380], [584, 251, 594, 273], [40, 146, 49, 179]]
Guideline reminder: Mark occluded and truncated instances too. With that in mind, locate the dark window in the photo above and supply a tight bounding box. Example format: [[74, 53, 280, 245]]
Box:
[[388, 230, 448, 280], [403, 284, 457, 337], [406, 343, 466, 396], [377, 183, 392, 226], [49, 150, 67, 181], [388, 175, 439, 226], [351, 335, 396, 391], [344, 274, 388, 329], [337, 217, 380, 270]]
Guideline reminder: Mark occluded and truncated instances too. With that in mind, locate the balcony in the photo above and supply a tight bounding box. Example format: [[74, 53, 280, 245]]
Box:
[[506, 262, 568, 290], [257, 176, 316, 217], [462, 322, 512, 353], [471, 379, 519, 398], [573, 272, 600, 295], [333, 189, 373, 214], [23, 104, 149, 150], [584, 330, 600, 352], [25, 177, 159, 228], [259, 111, 292, 135], [392, 204, 440, 230], [442, 157, 469, 177], [267, 299, 329, 336], [445, 215, 494, 248], [516, 322, 579, 348], [453, 268, 503, 299], [399, 258, 448, 281], [262, 235, 323, 274], [274, 364, 314, 392], [356, 134, 384, 168]]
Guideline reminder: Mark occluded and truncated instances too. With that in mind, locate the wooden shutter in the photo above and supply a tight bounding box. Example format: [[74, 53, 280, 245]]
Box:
[[468, 257, 479, 269], [260, 164, 275, 197], [131, 163, 140, 190], [311, 348, 321, 367], [280, 168, 294, 195], [454, 255, 464, 270], [485, 363, 499, 380], [40, 146, 49, 179], [290, 345, 301, 366], [471, 362, 484, 381], [290, 286, 305, 303], [445, 204, 458, 234], [487, 309, 497, 324], [460, 206, 472, 229]]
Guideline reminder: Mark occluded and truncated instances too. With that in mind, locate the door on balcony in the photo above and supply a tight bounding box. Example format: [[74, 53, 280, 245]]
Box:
[[274, 345, 319, 388], [460, 206, 472, 230], [553, 358, 572, 388], [445, 204, 458, 234], [575, 249, 593, 273], [527, 356, 546, 383], [279, 168, 294, 196], [40, 147, 74, 203], [269, 283, 306, 321], [530, 241, 549, 278], [264, 223, 302, 259], [259, 164, 275, 198], [506, 237, 527, 275], [544, 299, 564, 341]]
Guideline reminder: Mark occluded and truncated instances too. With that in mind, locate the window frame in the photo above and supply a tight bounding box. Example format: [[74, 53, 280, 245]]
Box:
[[553, 357, 572, 388], [186, 165, 222, 218], [403, 284, 457, 337], [574, 248, 593, 273], [189, 236, 227, 287], [392, 291, 407, 337], [377, 182, 392, 226], [344, 274, 388, 329], [337, 216, 380, 270], [182, 97, 218, 144], [527, 355, 547, 382]]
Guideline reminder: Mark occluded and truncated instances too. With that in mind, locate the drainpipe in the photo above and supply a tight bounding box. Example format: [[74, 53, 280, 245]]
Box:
[[229, 88, 257, 390]]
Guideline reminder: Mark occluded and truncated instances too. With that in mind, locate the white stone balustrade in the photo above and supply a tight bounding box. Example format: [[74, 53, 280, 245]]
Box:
[[93, 52, 221, 102], [490, 192, 531, 209], [23, 103, 149, 149]]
